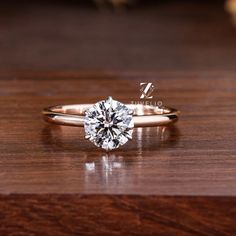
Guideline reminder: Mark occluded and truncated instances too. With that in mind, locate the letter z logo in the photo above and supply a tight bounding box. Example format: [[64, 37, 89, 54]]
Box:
[[140, 82, 155, 99]]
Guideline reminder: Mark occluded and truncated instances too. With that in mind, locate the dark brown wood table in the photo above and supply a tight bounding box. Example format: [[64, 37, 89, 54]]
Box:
[[0, 71, 235, 235]]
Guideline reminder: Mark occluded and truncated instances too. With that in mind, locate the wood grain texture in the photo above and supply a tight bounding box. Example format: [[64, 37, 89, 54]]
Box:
[[0, 1, 236, 234], [0, 195, 235, 236], [0, 71, 235, 234], [0, 71, 235, 196], [0, 1, 235, 71]]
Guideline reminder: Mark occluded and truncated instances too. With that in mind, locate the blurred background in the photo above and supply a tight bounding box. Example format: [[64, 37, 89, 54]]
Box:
[[0, 0, 236, 72]]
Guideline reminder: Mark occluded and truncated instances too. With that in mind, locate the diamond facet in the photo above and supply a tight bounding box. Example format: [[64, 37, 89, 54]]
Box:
[[84, 97, 134, 150]]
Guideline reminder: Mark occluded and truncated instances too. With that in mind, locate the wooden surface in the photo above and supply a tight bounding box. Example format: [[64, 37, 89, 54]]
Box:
[[0, 72, 235, 196], [0, 0, 236, 71], [0, 195, 235, 236], [1, 0, 236, 235], [0, 71, 236, 235]]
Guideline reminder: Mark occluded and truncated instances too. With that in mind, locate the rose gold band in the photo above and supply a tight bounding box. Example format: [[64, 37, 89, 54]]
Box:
[[43, 104, 180, 127]]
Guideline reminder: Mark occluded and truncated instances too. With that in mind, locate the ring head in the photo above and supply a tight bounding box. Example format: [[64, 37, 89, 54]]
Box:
[[84, 97, 134, 151]]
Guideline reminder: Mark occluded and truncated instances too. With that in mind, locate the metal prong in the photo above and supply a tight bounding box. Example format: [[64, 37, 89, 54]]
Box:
[[107, 96, 113, 102]]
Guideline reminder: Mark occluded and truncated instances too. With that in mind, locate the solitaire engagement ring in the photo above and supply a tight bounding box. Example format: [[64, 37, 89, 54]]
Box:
[[43, 97, 180, 151]]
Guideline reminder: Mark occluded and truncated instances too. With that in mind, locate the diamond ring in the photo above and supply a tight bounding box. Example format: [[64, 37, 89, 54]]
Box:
[[43, 97, 180, 151]]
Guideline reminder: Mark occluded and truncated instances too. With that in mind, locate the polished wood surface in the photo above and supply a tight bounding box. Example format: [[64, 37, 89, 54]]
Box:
[[0, 195, 235, 236], [0, 0, 236, 71], [0, 71, 235, 235], [0, 0, 236, 234], [0, 72, 235, 196]]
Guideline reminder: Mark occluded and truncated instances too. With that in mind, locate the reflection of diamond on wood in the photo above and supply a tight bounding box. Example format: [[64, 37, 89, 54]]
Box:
[[84, 97, 134, 151]]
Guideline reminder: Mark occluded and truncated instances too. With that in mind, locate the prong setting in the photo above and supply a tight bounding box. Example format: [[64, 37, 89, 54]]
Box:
[[84, 97, 134, 151]]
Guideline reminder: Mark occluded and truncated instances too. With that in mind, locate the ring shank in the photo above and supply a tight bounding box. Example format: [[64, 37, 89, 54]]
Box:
[[43, 104, 180, 127]]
